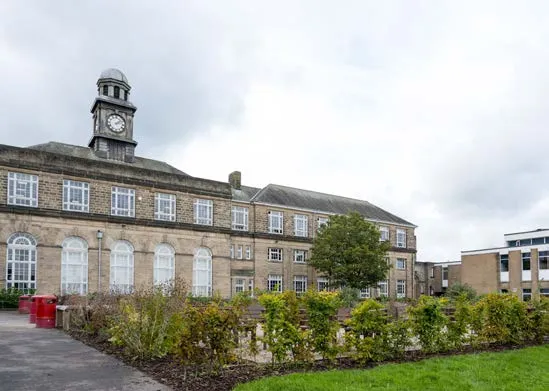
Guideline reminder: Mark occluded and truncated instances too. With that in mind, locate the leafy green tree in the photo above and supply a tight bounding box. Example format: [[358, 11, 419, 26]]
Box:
[[309, 212, 391, 290]]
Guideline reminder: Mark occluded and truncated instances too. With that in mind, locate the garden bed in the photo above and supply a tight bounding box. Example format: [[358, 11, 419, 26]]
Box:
[[69, 329, 546, 391]]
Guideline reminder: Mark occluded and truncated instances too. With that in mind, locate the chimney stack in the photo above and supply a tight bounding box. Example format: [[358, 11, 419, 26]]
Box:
[[229, 171, 241, 190]]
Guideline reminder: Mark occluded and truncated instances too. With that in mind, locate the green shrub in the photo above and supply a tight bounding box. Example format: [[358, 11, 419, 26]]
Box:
[[471, 293, 530, 345], [0, 288, 35, 308], [303, 290, 342, 362], [528, 298, 549, 343], [445, 283, 478, 303], [258, 291, 310, 364], [446, 295, 474, 350], [408, 296, 449, 353], [108, 288, 180, 360], [345, 299, 389, 363]]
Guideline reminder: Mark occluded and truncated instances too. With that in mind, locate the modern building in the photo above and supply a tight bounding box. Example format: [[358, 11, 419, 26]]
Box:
[[414, 260, 461, 297], [461, 228, 549, 300], [0, 69, 417, 298]]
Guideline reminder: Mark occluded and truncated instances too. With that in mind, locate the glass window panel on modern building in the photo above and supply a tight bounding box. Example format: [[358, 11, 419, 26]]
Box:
[[268, 274, 283, 292], [268, 211, 283, 234], [154, 244, 175, 286], [154, 193, 176, 221], [396, 229, 406, 248], [500, 254, 509, 271], [294, 275, 307, 295], [6, 233, 37, 292], [294, 214, 308, 237], [63, 180, 89, 212], [193, 248, 212, 296], [194, 199, 213, 225], [8, 172, 38, 207], [522, 288, 532, 301], [110, 240, 134, 293], [61, 237, 88, 295], [111, 187, 135, 217], [231, 206, 248, 231], [539, 251, 549, 270]]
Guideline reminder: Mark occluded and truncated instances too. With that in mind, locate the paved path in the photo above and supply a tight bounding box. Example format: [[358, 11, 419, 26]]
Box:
[[0, 311, 170, 391]]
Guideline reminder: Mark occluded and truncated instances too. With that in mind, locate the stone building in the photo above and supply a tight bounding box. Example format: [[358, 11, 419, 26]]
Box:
[[414, 260, 461, 298], [462, 228, 549, 300], [0, 69, 417, 298]]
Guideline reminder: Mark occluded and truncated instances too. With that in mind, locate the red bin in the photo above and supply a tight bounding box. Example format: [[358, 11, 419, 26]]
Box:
[[29, 295, 39, 324], [18, 295, 30, 314], [36, 295, 57, 328]]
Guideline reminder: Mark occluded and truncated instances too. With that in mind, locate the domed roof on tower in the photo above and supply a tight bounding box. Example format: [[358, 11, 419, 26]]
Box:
[[99, 68, 129, 84]]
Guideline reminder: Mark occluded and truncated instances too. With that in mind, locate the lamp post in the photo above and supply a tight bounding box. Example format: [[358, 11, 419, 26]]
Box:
[[97, 230, 103, 292]]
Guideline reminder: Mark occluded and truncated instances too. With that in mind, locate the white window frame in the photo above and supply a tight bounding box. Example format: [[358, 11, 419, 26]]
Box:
[[154, 244, 175, 286], [379, 280, 388, 297], [193, 248, 212, 297], [396, 229, 407, 248], [396, 279, 406, 298], [268, 248, 283, 262], [379, 226, 389, 241], [194, 199, 213, 225], [396, 258, 406, 270], [61, 237, 88, 295], [317, 217, 329, 231], [268, 211, 283, 234], [293, 275, 307, 295], [111, 186, 135, 217], [63, 180, 89, 212], [317, 277, 329, 291], [268, 274, 283, 292], [230, 245, 234, 259], [294, 214, 308, 237], [231, 206, 249, 231], [360, 288, 371, 299], [522, 288, 532, 302], [245, 245, 252, 260], [110, 240, 134, 294], [154, 193, 176, 221], [6, 232, 37, 292], [8, 172, 38, 207], [294, 249, 307, 264], [237, 245, 243, 259], [234, 277, 245, 294]]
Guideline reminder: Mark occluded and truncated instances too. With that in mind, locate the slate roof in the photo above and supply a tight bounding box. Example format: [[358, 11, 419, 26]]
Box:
[[231, 185, 261, 202], [28, 142, 188, 176], [251, 184, 415, 227]]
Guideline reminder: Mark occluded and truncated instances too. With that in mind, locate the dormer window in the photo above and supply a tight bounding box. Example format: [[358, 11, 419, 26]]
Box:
[[114, 86, 120, 99], [102, 85, 108, 96]]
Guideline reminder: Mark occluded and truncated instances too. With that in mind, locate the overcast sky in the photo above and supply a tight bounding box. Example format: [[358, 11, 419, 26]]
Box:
[[2, 1, 549, 262]]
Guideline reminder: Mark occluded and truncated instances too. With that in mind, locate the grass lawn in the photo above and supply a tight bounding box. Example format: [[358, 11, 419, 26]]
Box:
[[234, 345, 549, 391]]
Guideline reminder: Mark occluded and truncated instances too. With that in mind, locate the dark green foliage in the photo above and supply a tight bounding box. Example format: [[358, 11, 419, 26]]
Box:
[[309, 212, 391, 289], [0, 288, 35, 308], [445, 283, 478, 303], [408, 296, 449, 353]]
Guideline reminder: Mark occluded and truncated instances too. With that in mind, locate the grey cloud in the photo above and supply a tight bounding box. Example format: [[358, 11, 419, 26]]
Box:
[[0, 1, 256, 154]]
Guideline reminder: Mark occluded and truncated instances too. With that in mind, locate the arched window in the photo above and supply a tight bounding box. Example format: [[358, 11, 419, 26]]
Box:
[[61, 237, 88, 295], [192, 248, 212, 297], [6, 233, 37, 292], [154, 244, 175, 286], [110, 240, 134, 294]]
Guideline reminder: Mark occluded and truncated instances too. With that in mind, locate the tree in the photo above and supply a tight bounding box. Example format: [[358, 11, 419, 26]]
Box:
[[309, 212, 391, 290], [444, 282, 477, 303]]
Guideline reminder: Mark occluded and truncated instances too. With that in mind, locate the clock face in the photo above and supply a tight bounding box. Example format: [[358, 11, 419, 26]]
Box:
[[107, 114, 126, 133]]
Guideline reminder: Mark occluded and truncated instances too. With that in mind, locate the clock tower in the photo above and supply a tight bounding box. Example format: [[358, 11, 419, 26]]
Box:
[[89, 68, 138, 162]]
